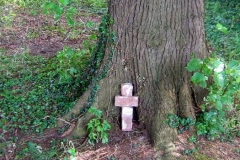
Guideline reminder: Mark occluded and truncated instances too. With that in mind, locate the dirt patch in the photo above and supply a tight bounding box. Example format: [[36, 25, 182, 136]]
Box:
[[1, 124, 239, 160], [174, 131, 240, 160], [75, 125, 240, 160], [76, 123, 154, 160], [0, 8, 101, 57]]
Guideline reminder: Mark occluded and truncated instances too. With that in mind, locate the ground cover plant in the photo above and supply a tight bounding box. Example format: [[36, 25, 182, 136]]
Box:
[[0, 0, 106, 134], [0, 0, 106, 159], [164, 0, 240, 156], [205, 0, 240, 60], [0, 0, 239, 159]]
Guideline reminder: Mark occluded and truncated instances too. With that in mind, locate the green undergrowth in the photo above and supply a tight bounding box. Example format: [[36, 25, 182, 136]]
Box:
[[0, 11, 111, 137], [205, 0, 240, 60], [0, 0, 107, 14], [0, 51, 87, 134], [165, 0, 240, 155]]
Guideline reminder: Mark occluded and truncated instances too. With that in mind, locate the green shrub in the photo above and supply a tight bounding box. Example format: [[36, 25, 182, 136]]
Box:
[[205, 0, 240, 60], [186, 56, 239, 140]]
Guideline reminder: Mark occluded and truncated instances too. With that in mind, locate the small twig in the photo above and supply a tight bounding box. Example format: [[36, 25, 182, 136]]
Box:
[[57, 118, 74, 126], [4, 148, 9, 160], [128, 132, 133, 154], [77, 137, 89, 152]]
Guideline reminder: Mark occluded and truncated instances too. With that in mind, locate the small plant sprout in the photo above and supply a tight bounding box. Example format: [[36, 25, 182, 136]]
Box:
[[87, 106, 111, 144]]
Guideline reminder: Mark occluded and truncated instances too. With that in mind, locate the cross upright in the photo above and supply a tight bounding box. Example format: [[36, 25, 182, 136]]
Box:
[[115, 83, 138, 131]]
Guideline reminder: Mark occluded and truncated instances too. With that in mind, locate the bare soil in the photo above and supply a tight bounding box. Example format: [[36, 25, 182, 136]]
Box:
[[0, 6, 101, 57], [75, 124, 240, 160]]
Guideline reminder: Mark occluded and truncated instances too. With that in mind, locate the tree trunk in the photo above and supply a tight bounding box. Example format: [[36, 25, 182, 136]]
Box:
[[59, 0, 209, 157]]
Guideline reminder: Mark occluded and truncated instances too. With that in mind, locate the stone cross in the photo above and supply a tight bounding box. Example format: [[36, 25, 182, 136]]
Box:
[[115, 83, 138, 131]]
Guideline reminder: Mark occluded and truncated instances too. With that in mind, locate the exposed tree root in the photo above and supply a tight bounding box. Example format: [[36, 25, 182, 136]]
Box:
[[58, 76, 122, 138]]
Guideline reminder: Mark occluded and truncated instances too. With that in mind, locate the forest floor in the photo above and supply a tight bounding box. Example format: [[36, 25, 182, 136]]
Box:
[[0, 3, 239, 160], [2, 122, 240, 160], [76, 125, 240, 160]]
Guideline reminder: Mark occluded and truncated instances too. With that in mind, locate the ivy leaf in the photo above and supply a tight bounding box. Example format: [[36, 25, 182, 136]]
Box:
[[69, 67, 76, 75], [58, 0, 70, 6], [102, 120, 111, 130], [67, 7, 77, 14], [89, 34, 97, 40], [53, 5, 63, 15], [203, 111, 213, 121], [66, 14, 74, 26], [186, 58, 202, 72], [41, 2, 53, 14], [86, 21, 94, 28], [54, 13, 61, 23], [196, 123, 207, 135]]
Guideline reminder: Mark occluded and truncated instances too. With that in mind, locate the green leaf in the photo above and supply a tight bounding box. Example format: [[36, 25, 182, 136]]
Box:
[[96, 125, 102, 132], [54, 13, 61, 23], [214, 63, 224, 73], [215, 100, 222, 111], [202, 64, 212, 76], [213, 71, 225, 88], [88, 106, 102, 118], [191, 72, 207, 88], [67, 148, 75, 155], [203, 112, 213, 121], [101, 131, 107, 139], [69, 67, 77, 75], [93, 119, 101, 126], [101, 136, 108, 144], [196, 123, 207, 135], [66, 14, 74, 26], [86, 21, 94, 28], [209, 58, 222, 69], [102, 120, 111, 130], [58, 0, 70, 6], [186, 58, 202, 72], [199, 81, 207, 88], [227, 60, 240, 78], [89, 132, 97, 140], [216, 23, 228, 34], [67, 7, 77, 14], [89, 34, 97, 40], [188, 135, 196, 143], [227, 60, 239, 70], [87, 122, 93, 131], [41, 2, 53, 14]]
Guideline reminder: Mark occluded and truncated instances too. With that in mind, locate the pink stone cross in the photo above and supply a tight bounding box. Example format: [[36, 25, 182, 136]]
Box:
[[115, 83, 138, 131]]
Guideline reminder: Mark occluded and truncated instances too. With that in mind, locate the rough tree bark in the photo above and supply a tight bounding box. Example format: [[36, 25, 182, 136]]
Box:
[[59, 0, 209, 157]]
